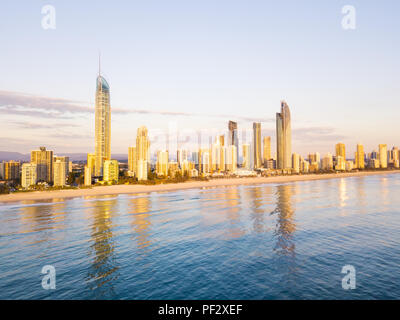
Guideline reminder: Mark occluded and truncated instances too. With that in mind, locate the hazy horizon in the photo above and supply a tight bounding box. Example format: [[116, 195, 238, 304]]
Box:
[[1, 0, 399, 157]]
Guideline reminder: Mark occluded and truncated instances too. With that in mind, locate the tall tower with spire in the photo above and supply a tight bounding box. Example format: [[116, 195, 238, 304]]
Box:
[[94, 55, 111, 177]]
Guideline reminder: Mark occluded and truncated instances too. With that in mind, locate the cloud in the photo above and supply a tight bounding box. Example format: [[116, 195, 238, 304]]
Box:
[[9, 121, 80, 129], [0, 89, 89, 119], [293, 126, 346, 142], [50, 133, 93, 139], [0, 90, 274, 123]]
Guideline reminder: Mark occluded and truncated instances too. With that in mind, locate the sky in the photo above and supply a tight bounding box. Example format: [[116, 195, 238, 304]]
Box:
[[0, 0, 399, 158]]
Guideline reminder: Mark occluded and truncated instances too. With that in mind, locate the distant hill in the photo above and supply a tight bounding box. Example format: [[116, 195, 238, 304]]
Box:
[[0, 151, 127, 162], [0, 151, 30, 162]]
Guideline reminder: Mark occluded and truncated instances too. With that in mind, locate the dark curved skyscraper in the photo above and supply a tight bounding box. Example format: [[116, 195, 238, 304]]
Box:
[[276, 101, 292, 169], [228, 121, 239, 161]]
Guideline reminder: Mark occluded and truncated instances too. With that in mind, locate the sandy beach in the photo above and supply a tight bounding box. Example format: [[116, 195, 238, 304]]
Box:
[[0, 170, 399, 204]]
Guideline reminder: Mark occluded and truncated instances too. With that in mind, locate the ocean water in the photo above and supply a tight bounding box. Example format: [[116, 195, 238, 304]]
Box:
[[1, 174, 400, 300]]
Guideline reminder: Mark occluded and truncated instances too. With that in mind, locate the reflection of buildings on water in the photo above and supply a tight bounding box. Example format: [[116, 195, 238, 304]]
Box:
[[380, 177, 389, 208], [17, 199, 67, 240], [197, 186, 244, 239], [86, 197, 119, 298], [129, 195, 152, 250], [355, 177, 366, 213], [339, 178, 348, 210], [223, 187, 245, 239], [270, 184, 299, 290], [271, 184, 296, 259], [245, 186, 274, 234], [206, 186, 245, 239]]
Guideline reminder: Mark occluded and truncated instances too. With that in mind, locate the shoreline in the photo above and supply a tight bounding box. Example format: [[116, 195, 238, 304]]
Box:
[[1, 170, 399, 204]]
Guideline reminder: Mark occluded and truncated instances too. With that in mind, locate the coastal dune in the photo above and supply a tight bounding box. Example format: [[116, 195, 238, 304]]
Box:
[[0, 170, 399, 204]]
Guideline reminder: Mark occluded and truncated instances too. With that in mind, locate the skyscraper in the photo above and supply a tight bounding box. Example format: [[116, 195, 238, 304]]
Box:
[[94, 69, 111, 177], [54, 156, 69, 183], [276, 101, 292, 169], [128, 146, 137, 176], [335, 156, 346, 171], [0, 161, 5, 180], [228, 121, 238, 161], [226, 145, 237, 173], [391, 147, 399, 168], [84, 165, 92, 186], [379, 144, 388, 168], [211, 142, 222, 172], [21, 163, 37, 189], [4, 161, 20, 181], [104, 160, 119, 183], [200, 149, 210, 175], [156, 150, 169, 177], [336, 143, 346, 160], [53, 159, 67, 187], [263, 136, 271, 165], [322, 153, 333, 171], [355, 144, 365, 169], [87, 153, 95, 176], [218, 135, 225, 147], [177, 149, 188, 168], [253, 122, 262, 169], [292, 153, 300, 173], [242, 144, 251, 170], [31, 147, 53, 183], [136, 126, 150, 180]]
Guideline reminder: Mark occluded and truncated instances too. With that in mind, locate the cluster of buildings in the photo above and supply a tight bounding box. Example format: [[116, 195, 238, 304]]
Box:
[[1, 71, 399, 191], [0, 147, 71, 189], [296, 143, 399, 174]]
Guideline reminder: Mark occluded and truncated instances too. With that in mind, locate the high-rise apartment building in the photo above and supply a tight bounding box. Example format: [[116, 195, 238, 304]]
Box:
[[53, 159, 67, 187], [198, 148, 211, 175], [379, 144, 388, 168], [136, 126, 150, 175], [21, 163, 37, 188], [87, 153, 95, 176], [31, 147, 53, 183], [292, 153, 300, 173], [228, 121, 239, 162], [322, 153, 333, 171], [391, 147, 399, 168], [156, 150, 169, 177], [94, 72, 111, 177], [346, 161, 354, 171], [54, 156, 69, 183], [335, 156, 346, 171], [5, 161, 20, 181], [128, 146, 137, 176], [335, 143, 346, 160], [301, 159, 309, 173], [137, 160, 148, 181], [263, 136, 271, 165], [218, 135, 225, 147], [177, 149, 188, 168], [103, 160, 119, 183], [0, 161, 5, 180], [355, 144, 365, 169], [226, 145, 237, 173], [276, 101, 292, 169], [84, 165, 92, 186], [211, 142, 223, 172], [242, 144, 251, 170], [253, 122, 262, 169]]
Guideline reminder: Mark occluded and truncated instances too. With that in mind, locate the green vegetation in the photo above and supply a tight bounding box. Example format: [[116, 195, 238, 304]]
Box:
[[0, 184, 10, 194], [116, 170, 208, 186], [14, 185, 80, 193]]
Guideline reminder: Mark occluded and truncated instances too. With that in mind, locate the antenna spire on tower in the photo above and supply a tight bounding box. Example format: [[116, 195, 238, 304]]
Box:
[[98, 51, 101, 76]]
